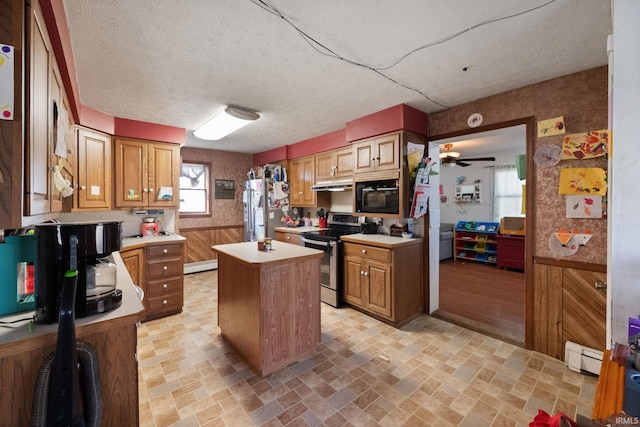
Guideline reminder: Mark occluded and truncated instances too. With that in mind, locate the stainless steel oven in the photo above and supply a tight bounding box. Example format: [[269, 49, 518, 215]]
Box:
[[301, 212, 362, 308], [300, 236, 338, 307]]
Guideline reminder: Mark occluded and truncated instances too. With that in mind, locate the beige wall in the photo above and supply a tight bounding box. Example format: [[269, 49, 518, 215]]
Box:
[[179, 147, 253, 230], [429, 66, 608, 264]]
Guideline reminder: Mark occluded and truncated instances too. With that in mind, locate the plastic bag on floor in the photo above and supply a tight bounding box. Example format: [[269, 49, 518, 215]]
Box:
[[530, 410, 577, 427]]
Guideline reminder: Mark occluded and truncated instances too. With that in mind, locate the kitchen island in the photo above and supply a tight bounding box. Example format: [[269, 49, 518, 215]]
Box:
[[212, 240, 323, 376]]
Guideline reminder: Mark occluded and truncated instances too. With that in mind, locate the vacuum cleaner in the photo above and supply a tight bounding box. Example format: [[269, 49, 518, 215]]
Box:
[[31, 235, 103, 427]]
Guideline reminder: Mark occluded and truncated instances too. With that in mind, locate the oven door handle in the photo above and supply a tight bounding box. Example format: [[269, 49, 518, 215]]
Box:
[[300, 237, 335, 257]]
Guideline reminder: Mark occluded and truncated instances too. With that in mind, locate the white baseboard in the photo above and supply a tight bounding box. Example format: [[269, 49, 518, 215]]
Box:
[[183, 260, 217, 274], [565, 341, 603, 375]]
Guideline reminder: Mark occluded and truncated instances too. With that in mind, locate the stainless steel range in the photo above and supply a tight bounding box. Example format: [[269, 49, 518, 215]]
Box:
[[300, 212, 362, 307]]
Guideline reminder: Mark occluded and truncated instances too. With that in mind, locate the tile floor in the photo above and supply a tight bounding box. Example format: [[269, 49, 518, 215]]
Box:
[[137, 270, 597, 426]]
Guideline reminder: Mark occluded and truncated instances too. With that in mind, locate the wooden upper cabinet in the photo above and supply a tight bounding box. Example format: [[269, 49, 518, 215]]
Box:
[[289, 155, 317, 207], [114, 139, 180, 208], [353, 133, 400, 174], [75, 127, 111, 210], [25, 0, 53, 216], [148, 142, 180, 207], [315, 147, 354, 181]]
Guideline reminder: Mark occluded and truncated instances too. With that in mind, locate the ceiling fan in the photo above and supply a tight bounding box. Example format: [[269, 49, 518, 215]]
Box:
[[439, 143, 496, 167]]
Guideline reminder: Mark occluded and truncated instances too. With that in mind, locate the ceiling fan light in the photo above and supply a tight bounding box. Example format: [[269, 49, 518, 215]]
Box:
[[439, 151, 461, 159], [193, 106, 260, 140], [442, 161, 457, 167]]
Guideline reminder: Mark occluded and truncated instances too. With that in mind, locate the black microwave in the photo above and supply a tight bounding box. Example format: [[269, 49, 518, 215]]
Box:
[[355, 178, 400, 214]]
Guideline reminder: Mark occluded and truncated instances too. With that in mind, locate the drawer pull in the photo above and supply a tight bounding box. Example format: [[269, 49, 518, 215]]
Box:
[[286, 236, 290, 240], [163, 283, 168, 289], [362, 249, 366, 254], [163, 248, 168, 254], [163, 265, 168, 271], [594, 280, 607, 291], [163, 300, 168, 305]]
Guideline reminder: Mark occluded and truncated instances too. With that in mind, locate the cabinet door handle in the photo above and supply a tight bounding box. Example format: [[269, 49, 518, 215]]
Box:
[[143, 188, 148, 193], [298, 191, 304, 195], [163, 265, 168, 271], [77, 185, 86, 190], [163, 283, 168, 289], [163, 300, 168, 305], [361, 249, 366, 254], [163, 248, 168, 253], [363, 271, 368, 276], [594, 280, 607, 291], [360, 271, 364, 276], [149, 188, 154, 194]]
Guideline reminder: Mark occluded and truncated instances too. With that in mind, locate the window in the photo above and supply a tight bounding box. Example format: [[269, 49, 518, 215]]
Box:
[[179, 162, 210, 215], [493, 165, 524, 221]]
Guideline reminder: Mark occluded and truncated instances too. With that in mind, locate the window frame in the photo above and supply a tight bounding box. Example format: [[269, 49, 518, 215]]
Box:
[[179, 160, 212, 218]]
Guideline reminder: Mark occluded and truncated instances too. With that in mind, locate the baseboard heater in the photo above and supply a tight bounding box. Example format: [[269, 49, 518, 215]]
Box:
[[183, 260, 217, 275], [565, 341, 603, 375]]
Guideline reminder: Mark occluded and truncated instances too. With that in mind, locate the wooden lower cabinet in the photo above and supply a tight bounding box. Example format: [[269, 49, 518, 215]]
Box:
[[342, 240, 423, 327], [532, 260, 606, 359], [119, 247, 145, 288], [182, 227, 243, 263], [145, 242, 185, 321], [276, 231, 302, 245]]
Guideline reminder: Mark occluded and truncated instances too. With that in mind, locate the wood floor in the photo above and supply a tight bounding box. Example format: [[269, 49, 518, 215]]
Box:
[[435, 258, 525, 346]]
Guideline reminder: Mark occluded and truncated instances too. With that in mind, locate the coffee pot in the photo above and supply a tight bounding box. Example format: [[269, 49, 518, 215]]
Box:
[[34, 221, 123, 323]]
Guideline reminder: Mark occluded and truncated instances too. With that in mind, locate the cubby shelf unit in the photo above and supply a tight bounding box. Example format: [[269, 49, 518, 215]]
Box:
[[454, 221, 500, 264]]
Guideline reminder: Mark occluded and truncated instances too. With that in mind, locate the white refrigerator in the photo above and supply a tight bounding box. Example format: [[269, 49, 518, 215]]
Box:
[[243, 178, 289, 241]]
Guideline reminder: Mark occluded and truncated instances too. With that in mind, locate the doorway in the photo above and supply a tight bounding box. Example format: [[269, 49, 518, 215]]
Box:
[[427, 118, 534, 346]]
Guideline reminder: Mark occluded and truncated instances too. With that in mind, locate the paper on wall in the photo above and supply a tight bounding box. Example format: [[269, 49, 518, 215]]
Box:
[[407, 142, 425, 176], [565, 195, 602, 218], [0, 44, 14, 120], [558, 168, 607, 195], [54, 103, 68, 158]]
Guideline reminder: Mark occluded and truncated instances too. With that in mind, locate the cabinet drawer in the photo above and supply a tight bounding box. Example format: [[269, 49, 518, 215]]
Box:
[[276, 232, 301, 245], [147, 259, 183, 279], [146, 244, 183, 260], [343, 243, 391, 262], [146, 292, 183, 315], [146, 277, 183, 298]]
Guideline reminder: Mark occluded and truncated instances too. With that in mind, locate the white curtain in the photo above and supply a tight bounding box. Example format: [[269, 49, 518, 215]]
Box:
[[493, 165, 523, 221]]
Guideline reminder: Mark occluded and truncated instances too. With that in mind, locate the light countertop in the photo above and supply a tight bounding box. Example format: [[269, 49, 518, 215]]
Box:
[[122, 234, 186, 250], [274, 226, 327, 235], [0, 251, 145, 356], [340, 233, 423, 249], [213, 240, 323, 264]]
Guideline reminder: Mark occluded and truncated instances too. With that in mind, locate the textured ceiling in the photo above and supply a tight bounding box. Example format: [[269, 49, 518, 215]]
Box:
[[62, 0, 611, 153]]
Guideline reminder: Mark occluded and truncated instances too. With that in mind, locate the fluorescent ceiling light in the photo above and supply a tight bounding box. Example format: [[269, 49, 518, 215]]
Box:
[[193, 106, 260, 140]]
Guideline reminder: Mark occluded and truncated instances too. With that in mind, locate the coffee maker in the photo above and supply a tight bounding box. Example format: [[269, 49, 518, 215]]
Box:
[[34, 221, 124, 324]]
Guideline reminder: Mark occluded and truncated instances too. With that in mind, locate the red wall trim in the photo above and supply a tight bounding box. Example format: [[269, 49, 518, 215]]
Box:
[[253, 146, 288, 165], [114, 118, 186, 145], [345, 104, 428, 142], [79, 106, 115, 135], [287, 128, 347, 159]]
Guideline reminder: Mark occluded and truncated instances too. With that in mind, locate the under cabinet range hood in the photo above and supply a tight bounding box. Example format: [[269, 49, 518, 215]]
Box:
[[311, 179, 353, 192]]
